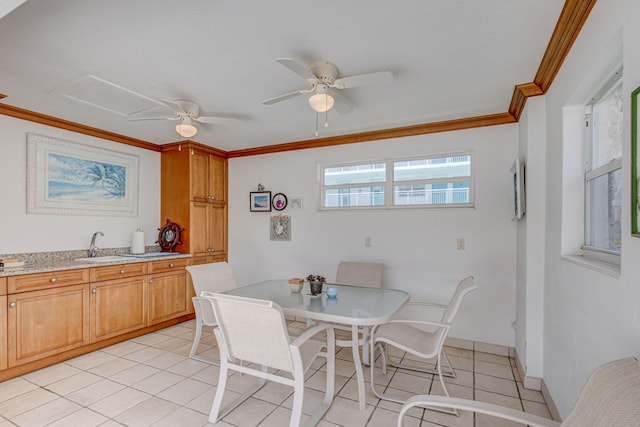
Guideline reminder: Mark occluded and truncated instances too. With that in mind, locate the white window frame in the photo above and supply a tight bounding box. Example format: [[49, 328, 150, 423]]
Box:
[[319, 152, 474, 210], [582, 72, 622, 264]]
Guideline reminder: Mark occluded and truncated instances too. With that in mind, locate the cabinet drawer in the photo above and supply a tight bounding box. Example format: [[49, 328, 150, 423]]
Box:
[[8, 269, 90, 293], [0, 277, 6, 296], [90, 262, 147, 282], [148, 258, 187, 274]]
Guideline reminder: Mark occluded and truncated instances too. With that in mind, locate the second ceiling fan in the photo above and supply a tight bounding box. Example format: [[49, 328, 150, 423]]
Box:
[[262, 58, 393, 115]]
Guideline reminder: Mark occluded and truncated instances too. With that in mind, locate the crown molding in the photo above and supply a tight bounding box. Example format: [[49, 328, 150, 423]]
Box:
[[0, 101, 160, 151], [227, 113, 516, 158]]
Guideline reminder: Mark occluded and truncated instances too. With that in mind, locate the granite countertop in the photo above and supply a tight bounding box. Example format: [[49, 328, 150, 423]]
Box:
[[0, 249, 192, 278]]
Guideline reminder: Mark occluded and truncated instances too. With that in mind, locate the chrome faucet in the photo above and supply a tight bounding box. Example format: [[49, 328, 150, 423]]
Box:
[[89, 231, 104, 257]]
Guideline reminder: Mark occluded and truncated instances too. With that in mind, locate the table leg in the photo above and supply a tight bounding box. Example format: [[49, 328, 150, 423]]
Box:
[[352, 324, 366, 410]]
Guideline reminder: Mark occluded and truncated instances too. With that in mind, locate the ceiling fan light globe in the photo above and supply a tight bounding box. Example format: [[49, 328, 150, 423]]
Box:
[[175, 123, 198, 138], [309, 93, 334, 112]]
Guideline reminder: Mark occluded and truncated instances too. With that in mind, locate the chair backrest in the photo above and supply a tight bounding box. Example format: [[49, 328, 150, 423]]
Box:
[[205, 292, 295, 373], [186, 262, 237, 295], [335, 261, 384, 288], [440, 275, 477, 324], [562, 357, 640, 426]]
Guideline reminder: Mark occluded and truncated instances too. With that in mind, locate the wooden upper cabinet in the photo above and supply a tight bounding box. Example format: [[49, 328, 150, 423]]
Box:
[[161, 142, 228, 257], [190, 148, 227, 204]]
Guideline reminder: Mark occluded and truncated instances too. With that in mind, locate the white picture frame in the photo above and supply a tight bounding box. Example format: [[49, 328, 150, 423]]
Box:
[[27, 133, 139, 216], [511, 158, 525, 220]]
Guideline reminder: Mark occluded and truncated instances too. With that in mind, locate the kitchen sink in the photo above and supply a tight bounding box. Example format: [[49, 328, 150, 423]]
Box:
[[74, 255, 126, 263]]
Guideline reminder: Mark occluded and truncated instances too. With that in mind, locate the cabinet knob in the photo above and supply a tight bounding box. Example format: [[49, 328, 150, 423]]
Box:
[[50, 277, 57, 283], [211, 195, 216, 200], [120, 269, 125, 274], [9, 302, 16, 308], [169, 263, 174, 268], [149, 279, 153, 284], [91, 288, 97, 294]]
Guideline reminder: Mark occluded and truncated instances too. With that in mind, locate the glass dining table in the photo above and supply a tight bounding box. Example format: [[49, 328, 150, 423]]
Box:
[[225, 279, 410, 410]]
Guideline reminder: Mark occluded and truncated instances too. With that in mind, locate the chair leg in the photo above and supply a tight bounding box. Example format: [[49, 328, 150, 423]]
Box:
[[209, 365, 268, 423]]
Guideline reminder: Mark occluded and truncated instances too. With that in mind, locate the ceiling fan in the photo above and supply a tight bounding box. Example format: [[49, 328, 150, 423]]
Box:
[[127, 99, 240, 138], [262, 58, 393, 115]]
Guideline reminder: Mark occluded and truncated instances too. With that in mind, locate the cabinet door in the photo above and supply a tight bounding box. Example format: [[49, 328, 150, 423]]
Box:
[[148, 271, 187, 325], [208, 205, 227, 256], [0, 295, 6, 370], [209, 155, 227, 204], [91, 277, 147, 342], [7, 284, 90, 367], [189, 201, 210, 257], [190, 149, 210, 203]]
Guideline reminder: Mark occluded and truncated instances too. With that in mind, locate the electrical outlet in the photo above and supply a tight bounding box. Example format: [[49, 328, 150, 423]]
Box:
[[456, 239, 465, 250], [365, 236, 372, 247]]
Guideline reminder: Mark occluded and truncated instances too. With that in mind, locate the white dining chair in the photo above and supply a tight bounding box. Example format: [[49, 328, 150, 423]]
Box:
[[397, 356, 640, 426], [185, 262, 237, 364], [332, 261, 384, 362], [203, 292, 336, 427], [370, 275, 477, 415]]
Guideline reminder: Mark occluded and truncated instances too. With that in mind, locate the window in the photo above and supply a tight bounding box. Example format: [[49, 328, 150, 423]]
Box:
[[584, 75, 623, 259], [321, 154, 473, 209]]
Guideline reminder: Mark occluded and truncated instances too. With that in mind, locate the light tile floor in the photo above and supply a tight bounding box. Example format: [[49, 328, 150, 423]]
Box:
[[0, 320, 554, 426]]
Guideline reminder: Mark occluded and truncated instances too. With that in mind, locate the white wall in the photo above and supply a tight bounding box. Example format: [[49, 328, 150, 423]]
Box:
[[0, 115, 161, 254], [516, 96, 546, 386], [229, 125, 519, 347], [541, 0, 640, 417]]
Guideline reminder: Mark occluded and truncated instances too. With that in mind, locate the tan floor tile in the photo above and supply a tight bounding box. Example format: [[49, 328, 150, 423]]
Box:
[[88, 357, 138, 377], [475, 372, 519, 397], [157, 378, 213, 406], [130, 370, 184, 395], [46, 371, 103, 395], [388, 370, 432, 395], [150, 406, 210, 427], [474, 360, 516, 380], [165, 358, 210, 377], [102, 340, 147, 357], [522, 399, 553, 419], [476, 413, 528, 427], [110, 363, 160, 386], [46, 408, 109, 426], [64, 351, 118, 370], [475, 389, 523, 411], [10, 397, 80, 427], [422, 404, 474, 427], [337, 378, 379, 406], [517, 381, 546, 403], [0, 378, 39, 403], [88, 387, 150, 418], [131, 332, 172, 346], [115, 396, 180, 426], [23, 363, 81, 387], [65, 379, 126, 406], [123, 346, 167, 363], [221, 396, 277, 426], [475, 351, 512, 366], [0, 388, 58, 418], [259, 405, 311, 427], [143, 351, 187, 369], [369, 406, 419, 427], [321, 396, 375, 426]]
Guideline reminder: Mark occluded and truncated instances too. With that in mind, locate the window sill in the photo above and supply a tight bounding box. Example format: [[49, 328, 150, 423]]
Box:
[[561, 254, 620, 278]]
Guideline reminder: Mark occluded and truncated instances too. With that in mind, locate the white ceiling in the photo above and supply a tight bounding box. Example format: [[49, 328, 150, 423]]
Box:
[[0, 0, 564, 151]]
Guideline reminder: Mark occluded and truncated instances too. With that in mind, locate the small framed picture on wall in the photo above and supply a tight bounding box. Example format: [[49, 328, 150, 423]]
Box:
[[250, 191, 272, 212]]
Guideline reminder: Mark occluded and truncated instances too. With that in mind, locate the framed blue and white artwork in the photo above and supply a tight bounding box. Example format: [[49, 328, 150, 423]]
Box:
[[27, 133, 139, 216]]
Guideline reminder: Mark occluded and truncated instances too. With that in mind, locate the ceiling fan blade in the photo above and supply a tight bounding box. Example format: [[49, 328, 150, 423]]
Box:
[[331, 92, 353, 115], [276, 58, 317, 81], [127, 115, 179, 121], [262, 89, 310, 105], [193, 115, 241, 124], [333, 71, 393, 89]]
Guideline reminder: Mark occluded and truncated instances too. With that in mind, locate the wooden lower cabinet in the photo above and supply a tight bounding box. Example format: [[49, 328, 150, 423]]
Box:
[[148, 271, 188, 325], [7, 284, 90, 367], [0, 295, 6, 370], [91, 277, 147, 342]]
